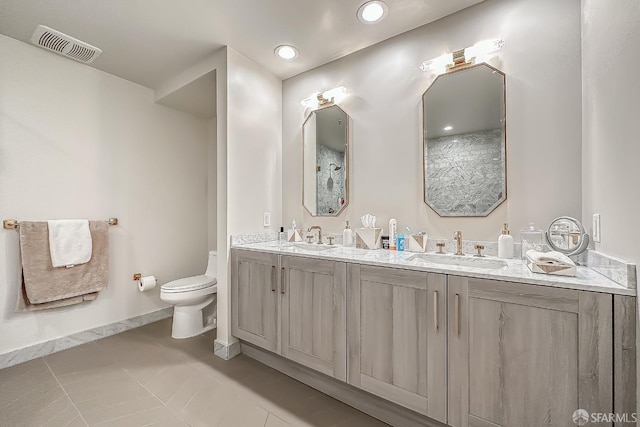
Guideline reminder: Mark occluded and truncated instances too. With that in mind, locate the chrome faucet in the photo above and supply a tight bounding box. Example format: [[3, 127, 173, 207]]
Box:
[[454, 231, 464, 255], [308, 226, 323, 244]]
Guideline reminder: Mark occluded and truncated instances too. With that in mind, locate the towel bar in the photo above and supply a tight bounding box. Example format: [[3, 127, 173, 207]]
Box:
[[3, 218, 118, 229]]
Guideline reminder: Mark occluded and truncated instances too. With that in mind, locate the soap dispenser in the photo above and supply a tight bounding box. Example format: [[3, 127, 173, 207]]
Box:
[[498, 223, 514, 259], [343, 221, 354, 247]]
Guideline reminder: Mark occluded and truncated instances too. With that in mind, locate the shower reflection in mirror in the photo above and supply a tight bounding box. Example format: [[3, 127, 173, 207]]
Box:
[[303, 105, 349, 216], [422, 63, 506, 217]]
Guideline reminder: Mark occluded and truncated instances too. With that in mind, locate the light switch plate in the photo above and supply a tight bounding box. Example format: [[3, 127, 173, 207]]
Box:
[[263, 212, 271, 227], [592, 213, 601, 243]]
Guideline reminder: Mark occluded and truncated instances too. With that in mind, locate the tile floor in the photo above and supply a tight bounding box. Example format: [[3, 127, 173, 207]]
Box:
[[0, 318, 389, 427]]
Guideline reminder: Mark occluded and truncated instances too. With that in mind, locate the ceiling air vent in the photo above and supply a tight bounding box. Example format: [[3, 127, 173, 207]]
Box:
[[30, 25, 102, 64]]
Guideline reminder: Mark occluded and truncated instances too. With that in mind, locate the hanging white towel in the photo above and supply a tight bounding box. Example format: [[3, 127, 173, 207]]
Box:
[[47, 219, 93, 268]]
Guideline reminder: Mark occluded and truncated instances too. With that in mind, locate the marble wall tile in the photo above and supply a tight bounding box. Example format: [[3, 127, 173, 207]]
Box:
[[214, 339, 241, 360], [0, 307, 173, 369], [231, 232, 279, 246], [425, 238, 521, 258], [587, 250, 637, 288]]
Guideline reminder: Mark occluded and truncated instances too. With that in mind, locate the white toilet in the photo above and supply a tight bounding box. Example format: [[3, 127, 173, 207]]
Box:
[[160, 251, 217, 339]]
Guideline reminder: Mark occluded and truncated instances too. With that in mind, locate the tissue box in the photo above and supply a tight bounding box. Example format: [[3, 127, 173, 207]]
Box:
[[355, 228, 382, 249], [287, 229, 303, 242], [407, 234, 428, 253], [525, 255, 576, 277]]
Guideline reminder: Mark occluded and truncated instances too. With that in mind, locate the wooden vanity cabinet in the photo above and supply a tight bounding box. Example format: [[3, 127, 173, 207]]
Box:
[[346, 265, 448, 423], [233, 250, 636, 427], [231, 249, 279, 352], [280, 255, 347, 381], [231, 249, 347, 381], [447, 275, 614, 427]]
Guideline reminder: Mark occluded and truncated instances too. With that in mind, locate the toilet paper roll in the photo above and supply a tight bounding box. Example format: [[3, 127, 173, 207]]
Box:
[[138, 275, 157, 292]]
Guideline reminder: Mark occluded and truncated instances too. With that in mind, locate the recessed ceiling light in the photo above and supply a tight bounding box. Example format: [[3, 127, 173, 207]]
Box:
[[444, 125, 453, 131], [275, 45, 299, 60], [357, 1, 388, 24]]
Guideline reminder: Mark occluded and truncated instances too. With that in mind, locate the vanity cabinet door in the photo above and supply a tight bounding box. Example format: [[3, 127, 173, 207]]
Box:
[[447, 276, 613, 427], [231, 249, 279, 353], [281, 256, 347, 381], [347, 265, 447, 422]]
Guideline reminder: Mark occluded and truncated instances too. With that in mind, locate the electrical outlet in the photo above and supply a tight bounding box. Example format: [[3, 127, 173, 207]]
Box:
[[263, 212, 271, 227], [592, 213, 601, 243]]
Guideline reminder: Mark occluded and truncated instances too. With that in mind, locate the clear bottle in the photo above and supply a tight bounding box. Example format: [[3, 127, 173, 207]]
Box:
[[343, 221, 354, 247], [521, 223, 544, 259], [498, 223, 514, 259]]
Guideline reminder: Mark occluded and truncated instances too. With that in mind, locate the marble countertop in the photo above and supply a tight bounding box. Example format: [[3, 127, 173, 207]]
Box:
[[233, 241, 636, 296]]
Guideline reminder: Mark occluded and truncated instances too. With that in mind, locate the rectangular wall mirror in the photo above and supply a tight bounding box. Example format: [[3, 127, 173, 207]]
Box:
[[303, 105, 349, 216], [422, 63, 506, 217]]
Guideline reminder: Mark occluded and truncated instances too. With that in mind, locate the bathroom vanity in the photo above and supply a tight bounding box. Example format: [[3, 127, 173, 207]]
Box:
[[231, 243, 636, 427]]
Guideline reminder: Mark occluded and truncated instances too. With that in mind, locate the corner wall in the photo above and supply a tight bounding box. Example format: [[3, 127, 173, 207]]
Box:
[[581, 0, 640, 266], [216, 47, 283, 348], [0, 35, 210, 355], [282, 0, 582, 242]]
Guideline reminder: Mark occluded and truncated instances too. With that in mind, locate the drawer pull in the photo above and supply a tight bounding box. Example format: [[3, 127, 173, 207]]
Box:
[[434, 290, 439, 332], [455, 293, 460, 336], [281, 267, 285, 294], [271, 266, 276, 293]]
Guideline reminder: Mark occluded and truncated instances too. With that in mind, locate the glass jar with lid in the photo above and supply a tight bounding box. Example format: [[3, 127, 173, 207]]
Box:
[[521, 223, 544, 259]]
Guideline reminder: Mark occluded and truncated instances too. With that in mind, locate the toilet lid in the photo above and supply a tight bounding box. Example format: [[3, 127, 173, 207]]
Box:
[[161, 275, 217, 293]]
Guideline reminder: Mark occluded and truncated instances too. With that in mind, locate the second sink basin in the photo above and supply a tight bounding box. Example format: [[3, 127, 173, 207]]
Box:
[[293, 243, 338, 252], [408, 253, 508, 270]]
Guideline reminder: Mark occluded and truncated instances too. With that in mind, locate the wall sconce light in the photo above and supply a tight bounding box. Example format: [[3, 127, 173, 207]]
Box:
[[420, 38, 504, 73], [300, 86, 347, 109]]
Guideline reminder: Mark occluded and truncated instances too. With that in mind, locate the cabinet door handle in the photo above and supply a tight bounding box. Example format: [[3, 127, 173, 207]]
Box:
[[433, 290, 439, 332], [281, 267, 285, 294], [455, 293, 460, 336], [271, 266, 276, 293]]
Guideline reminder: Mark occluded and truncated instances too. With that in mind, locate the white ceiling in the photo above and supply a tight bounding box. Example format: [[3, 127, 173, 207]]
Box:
[[0, 0, 484, 91]]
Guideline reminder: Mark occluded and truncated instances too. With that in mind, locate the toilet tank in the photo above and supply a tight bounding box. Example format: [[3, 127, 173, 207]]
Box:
[[205, 251, 217, 277]]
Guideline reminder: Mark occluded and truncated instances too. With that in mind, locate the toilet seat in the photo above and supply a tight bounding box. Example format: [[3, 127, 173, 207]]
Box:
[[161, 275, 217, 293]]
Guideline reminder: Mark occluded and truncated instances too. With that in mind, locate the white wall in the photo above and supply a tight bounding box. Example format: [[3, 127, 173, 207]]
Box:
[[208, 117, 217, 251], [581, 0, 640, 266], [0, 35, 210, 355], [216, 47, 282, 347], [282, 0, 582, 242]]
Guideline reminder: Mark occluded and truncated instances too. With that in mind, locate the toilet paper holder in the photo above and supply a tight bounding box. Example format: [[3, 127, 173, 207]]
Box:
[[133, 273, 159, 282]]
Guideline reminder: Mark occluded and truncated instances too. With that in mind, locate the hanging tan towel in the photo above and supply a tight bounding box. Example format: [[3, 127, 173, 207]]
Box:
[[16, 285, 98, 312], [17, 221, 108, 311]]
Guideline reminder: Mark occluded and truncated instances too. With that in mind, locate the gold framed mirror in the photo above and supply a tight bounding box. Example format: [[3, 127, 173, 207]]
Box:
[[422, 63, 506, 217], [303, 105, 349, 216]]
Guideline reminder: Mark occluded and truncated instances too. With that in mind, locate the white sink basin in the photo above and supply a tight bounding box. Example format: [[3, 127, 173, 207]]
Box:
[[293, 243, 338, 252], [408, 253, 508, 270]]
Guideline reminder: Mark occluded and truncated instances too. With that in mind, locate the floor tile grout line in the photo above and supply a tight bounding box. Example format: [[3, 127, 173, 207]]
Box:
[[29, 391, 70, 424], [42, 357, 90, 427], [121, 362, 195, 427]]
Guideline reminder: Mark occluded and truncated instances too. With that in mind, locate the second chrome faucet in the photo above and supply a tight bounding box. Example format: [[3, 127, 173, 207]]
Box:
[[454, 231, 464, 255]]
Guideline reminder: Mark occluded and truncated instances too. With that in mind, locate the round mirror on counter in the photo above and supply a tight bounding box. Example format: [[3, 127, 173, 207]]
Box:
[[545, 216, 590, 256]]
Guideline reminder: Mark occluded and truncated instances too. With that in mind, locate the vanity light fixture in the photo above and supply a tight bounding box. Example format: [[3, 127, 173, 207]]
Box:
[[357, 1, 388, 24], [300, 86, 347, 109], [275, 45, 299, 60], [420, 38, 504, 73]]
